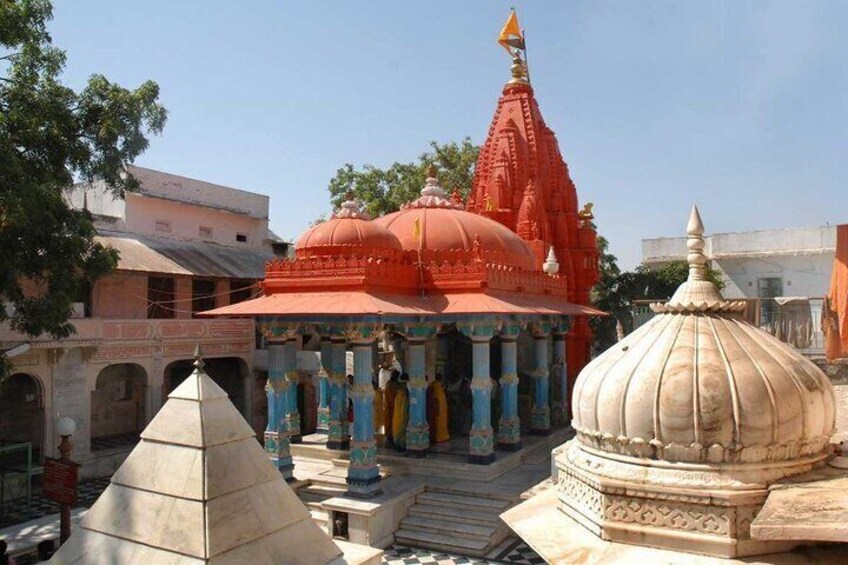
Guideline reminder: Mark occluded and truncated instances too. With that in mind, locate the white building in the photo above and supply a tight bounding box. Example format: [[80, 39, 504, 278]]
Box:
[[642, 225, 836, 356], [642, 225, 836, 300]]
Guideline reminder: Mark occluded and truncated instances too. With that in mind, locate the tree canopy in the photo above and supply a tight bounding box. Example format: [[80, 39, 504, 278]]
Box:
[[327, 138, 479, 218], [0, 0, 167, 346]]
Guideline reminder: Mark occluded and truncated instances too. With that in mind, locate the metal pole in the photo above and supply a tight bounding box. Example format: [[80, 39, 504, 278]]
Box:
[[58, 434, 72, 545]]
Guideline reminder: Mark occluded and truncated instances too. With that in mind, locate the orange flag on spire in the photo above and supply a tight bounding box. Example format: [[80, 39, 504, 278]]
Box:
[[498, 10, 525, 54]]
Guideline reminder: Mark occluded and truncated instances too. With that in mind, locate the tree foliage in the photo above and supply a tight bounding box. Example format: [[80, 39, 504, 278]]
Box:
[[327, 138, 479, 218], [591, 239, 724, 351], [0, 0, 167, 344]]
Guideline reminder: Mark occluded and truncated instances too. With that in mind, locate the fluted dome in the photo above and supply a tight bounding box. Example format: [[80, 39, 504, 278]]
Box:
[[572, 207, 835, 465], [373, 169, 536, 271], [295, 195, 403, 261]]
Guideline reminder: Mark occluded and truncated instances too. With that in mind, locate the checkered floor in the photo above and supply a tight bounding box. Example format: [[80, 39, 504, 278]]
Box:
[[382, 541, 544, 564], [0, 478, 110, 529]]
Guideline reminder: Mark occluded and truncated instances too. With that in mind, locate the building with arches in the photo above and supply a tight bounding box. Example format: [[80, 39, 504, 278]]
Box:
[[0, 167, 289, 479]]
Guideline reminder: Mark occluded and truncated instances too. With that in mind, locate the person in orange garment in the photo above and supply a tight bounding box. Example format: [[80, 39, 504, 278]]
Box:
[[383, 370, 401, 447], [427, 373, 450, 444]]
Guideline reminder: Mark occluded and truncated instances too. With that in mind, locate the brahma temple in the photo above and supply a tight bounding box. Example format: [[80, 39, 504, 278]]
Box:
[[205, 51, 601, 506]]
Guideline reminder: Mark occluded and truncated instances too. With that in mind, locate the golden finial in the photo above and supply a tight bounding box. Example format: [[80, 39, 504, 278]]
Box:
[[427, 164, 437, 179], [509, 53, 529, 85]]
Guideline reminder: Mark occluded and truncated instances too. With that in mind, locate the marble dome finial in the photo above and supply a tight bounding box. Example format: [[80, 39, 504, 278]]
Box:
[[334, 191, 370, 220], [686, 205, 706, 282]]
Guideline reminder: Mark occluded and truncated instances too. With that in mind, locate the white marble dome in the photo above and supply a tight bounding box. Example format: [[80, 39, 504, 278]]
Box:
[[572, 207, 835, 464]]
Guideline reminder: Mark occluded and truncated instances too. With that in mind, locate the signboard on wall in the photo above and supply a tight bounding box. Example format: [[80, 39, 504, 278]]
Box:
[[43, 458, 78, 505]]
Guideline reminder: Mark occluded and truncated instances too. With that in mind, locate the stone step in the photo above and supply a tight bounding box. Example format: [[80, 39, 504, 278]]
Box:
[[399, 515, 495, 541], [310, 509, 328, 528], [394, 529, 489, 556], [301, 483, 346, 497], [426, 483, 517, 503], [416, 491, 511, 512], [408, 504, 501, 527]]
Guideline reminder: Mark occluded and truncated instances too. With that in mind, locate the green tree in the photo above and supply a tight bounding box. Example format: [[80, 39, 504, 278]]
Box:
[[0, 1, 167, 350], [591, 240, 724, 351], [327, 138, 479, 217]]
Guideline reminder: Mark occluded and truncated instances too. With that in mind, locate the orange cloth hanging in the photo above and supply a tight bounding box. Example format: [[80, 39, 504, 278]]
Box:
[[825, 224, 848, 361]]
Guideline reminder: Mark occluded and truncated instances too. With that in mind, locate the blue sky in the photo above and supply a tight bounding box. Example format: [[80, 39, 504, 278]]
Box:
[[51, 1, 847, 267]]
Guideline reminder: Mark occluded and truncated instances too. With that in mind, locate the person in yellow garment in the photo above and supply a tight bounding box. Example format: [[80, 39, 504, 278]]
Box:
[[383, 370, 401, 447], [427, 373, 450, 444], [391, 373, 410, 451], [372, 379, 384, 437]]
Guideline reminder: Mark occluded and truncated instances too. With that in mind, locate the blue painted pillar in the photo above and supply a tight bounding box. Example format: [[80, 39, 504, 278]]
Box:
[[405, 338, 429, 456], [347, 338, 381, 498], [531, 328, 551, 435], [327, 337, 350, 450], [265, 342, 293, 481], [497, 334, 521, 450], [552, 330, 569, 426], [470, 336, 495, 464], [317, 337, 331, 432], [284, 338, 302, 443]]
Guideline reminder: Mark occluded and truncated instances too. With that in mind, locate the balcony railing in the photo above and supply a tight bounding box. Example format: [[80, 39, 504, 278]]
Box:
[[632, 297, 826, 357]]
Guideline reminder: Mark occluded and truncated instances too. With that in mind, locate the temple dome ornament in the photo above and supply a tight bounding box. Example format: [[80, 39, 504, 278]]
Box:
[[558, 206, 837, 558], [295, 192, 404, 261], [374, 168, 537, 271]]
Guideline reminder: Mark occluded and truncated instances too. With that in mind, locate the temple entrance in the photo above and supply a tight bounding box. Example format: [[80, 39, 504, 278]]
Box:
[[0, 373, 45, 463], [164, 357, 247, 415], [91, 364, 147, 452]]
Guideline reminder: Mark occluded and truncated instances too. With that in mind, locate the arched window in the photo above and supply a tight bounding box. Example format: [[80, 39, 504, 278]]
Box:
[[0, 373, 45, 462], [91, 364, 147, 452], [164, 357, 247, 415]]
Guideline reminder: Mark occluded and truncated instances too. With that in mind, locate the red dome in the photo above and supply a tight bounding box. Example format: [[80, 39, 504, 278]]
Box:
[[374, 207, 536, 270], [296, 217, 403, 261]]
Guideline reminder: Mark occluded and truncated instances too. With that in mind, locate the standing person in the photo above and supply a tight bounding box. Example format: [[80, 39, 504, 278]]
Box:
[[391, 373, 410, 451], [427, 373, 450, 444], [383, 370, 401, 447], [372, 379, 384, 437]]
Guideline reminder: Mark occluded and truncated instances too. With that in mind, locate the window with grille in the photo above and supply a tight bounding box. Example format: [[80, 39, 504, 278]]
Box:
[[147, 276, 175, 319], [192, 279, 216, 317]]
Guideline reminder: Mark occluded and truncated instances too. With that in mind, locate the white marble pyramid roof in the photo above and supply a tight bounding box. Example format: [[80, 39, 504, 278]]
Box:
[[51, 357, 345, 564]]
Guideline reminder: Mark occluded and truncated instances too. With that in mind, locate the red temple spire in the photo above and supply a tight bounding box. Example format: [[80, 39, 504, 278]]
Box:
[[468, 51, 600, 399]]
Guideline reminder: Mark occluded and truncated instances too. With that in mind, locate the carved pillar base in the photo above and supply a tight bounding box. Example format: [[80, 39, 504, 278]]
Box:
[[346, 438, 381, 498], [469, 426, 496, 464], [317, 406, 330, 432], [497, 417, 522, 450], [264, 430, 293, 481], [530, 404, 551, 435]]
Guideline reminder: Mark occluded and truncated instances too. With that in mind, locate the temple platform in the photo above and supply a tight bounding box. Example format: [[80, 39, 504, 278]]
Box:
[[292, 426, 569, 482], [289, 428, 568, 556]]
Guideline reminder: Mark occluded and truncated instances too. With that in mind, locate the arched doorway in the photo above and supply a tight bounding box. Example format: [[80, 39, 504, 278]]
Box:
[[164, 357, 247, 415], [91, 364, 147, 452], [0, 373, 45, 462]]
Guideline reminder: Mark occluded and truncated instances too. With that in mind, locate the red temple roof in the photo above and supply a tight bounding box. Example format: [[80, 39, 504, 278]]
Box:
[[205, 64, 603, 327]]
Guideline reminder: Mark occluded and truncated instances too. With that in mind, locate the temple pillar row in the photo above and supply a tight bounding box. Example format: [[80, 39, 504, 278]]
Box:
[[347, 338, 381, 498], [470, 335, 495, 464], [265, 342, 293, 481], [284, 338, 301, 443], [327, 337, 350, 450], [531, 327, 551, 435], [405, 338, 429, 456], [552, 331, 568, 426], [317, 337, 331, 432], [497, 336, 521, 450]]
